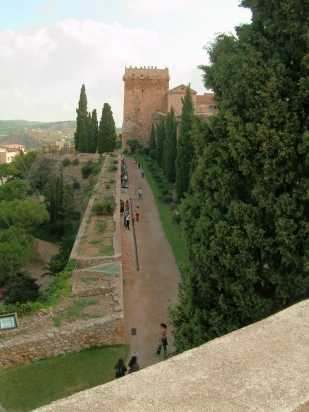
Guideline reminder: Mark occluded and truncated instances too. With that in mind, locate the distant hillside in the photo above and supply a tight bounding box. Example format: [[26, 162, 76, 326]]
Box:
[[0, 120, 76, 149]]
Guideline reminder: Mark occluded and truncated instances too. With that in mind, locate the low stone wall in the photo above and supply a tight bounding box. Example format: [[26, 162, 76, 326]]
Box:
[[0, 315, 124, 368]]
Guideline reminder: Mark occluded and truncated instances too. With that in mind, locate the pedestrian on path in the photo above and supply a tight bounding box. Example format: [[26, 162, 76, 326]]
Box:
[[123, 209, 128, 227], [138, 188, 143, 200], [125, 213, 130, 230], [135, 205, 140, 222], [114, 358, 127, 378], [140, 168, 144, 178], [125, 199, 130, 211], [156, 323, 168, 358], [128, 356, 140, 374], [120, 199, 124, 215]]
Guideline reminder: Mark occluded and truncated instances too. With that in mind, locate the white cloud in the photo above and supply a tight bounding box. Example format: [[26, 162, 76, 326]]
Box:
[[0, 19, 209, 124], [0, 1, 251, 124]]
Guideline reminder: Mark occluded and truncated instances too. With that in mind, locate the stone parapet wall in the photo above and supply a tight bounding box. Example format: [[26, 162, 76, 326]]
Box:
[[0, 316, 124, 368]]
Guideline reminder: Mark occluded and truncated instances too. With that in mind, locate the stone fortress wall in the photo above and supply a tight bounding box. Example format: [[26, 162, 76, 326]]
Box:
[[122, 66, 169, 145], [122, 66, 217, 144]]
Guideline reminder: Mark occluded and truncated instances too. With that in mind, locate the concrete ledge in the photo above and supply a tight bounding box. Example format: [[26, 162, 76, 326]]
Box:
[[35, 299, 309, 412]]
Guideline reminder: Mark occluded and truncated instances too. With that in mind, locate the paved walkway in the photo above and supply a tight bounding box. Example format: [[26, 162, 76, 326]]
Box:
[[121, 158, 181, 368]]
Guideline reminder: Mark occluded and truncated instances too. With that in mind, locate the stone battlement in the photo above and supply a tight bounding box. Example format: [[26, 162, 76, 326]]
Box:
[[123, 66, 169, 81]]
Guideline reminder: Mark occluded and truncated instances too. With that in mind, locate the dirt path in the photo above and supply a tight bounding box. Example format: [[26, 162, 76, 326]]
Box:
[[122, 158, 181, 368]]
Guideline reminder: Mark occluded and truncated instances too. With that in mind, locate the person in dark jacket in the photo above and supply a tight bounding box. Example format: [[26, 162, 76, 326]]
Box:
[[128, 355, 140, 373], [115, 358, 127, 378]]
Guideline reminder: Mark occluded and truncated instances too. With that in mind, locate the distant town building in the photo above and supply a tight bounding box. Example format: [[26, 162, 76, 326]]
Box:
[[122, 67, 217, 145], [0, 144, 25, 164]]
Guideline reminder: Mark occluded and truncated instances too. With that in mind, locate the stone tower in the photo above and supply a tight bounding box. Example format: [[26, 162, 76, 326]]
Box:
[[122, 66, 169, 145]]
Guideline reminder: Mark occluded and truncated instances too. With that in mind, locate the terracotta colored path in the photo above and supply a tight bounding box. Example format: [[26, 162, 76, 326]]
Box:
[[121, 158, 181, 368]]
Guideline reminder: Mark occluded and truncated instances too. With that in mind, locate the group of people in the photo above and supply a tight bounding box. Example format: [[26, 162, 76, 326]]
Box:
[[120, 199, 131, 230], [114, 355, 139, 378], [121, 156, 128, 190], [114, 324, 168, 380]]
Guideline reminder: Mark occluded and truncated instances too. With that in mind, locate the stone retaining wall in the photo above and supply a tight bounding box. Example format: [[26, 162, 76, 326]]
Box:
[[0, 315, 124, 368]]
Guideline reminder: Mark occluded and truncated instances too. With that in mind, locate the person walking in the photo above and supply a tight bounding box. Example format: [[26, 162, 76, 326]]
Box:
[[125, 213, 130, 230], [140, 168, 144, 178], [135, 205, 140, 222], [138, 188, 143, 200], [128, 356, 139, 374], [120, 199, 124, 215], [156, 323, 168, 358], [114, 358, 127, 378]]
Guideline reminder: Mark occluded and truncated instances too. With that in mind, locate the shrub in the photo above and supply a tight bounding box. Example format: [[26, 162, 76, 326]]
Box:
[[108, 165, 117, 172], [127, 139, 143, 154], [62, 158, 71, 167], [81, 161, 101, 178], [162, 194, 173, 204], [93, 197, 115, 216], [73, 180, 81, 190], [72, 158, 79, 166], [4, 272, 39, 304]]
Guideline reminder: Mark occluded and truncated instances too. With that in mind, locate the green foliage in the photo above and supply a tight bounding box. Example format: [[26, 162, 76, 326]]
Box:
[[0, 199, 49, 230], [98, 103, 116, 153], [126, 139, 143, 154], [155, 120, 165, 167], [81, 160, 101, 179], [0, 345, 128, 412], [75, 84, 89, 152], [8, 151, 37, 179], [89, 109, 99, 153], [0, 260, 76, 316], [4, 272, 39, 304], [176, 86, 194, 200], [149, 123, 156, 157], [0, 226, 35, 282], [163, 108, 177, 183], [0, 179, 29, 201], [62, 158, 71, 167], [173, 0, 309, 352], [93, 197, 115, 215], [73, 179, 81, 190]]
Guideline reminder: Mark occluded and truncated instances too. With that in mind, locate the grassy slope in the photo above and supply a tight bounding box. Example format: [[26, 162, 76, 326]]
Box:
[[0, 345, 128, 412], [135, 154, 188, 270]]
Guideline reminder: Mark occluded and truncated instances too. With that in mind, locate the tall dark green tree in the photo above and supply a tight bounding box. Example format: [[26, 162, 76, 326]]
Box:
[[155, 119, 165, 167], [74, 84, 88, 152], [163, 108, 177, 183], [98, 103, 116, 153], [176, 86, 194, 199], [173, 0, 309, 352], [90, 109, 99, 153], [149, 123, 157, 158]]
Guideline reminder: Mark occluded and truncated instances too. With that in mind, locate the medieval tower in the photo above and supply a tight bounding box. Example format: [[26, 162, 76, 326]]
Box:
[[122, 66, 170, 145]]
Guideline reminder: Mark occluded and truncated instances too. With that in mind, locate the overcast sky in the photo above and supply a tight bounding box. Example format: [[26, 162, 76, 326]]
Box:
[[0, 0, 251, 126]]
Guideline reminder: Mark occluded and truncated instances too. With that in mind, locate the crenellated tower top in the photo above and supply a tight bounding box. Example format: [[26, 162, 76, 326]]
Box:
[[123, 66, 169, 81]]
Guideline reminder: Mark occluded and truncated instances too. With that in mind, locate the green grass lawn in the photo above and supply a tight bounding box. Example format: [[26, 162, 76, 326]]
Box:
[[135, 154, 188, 269], [0, 345, 128, 412]]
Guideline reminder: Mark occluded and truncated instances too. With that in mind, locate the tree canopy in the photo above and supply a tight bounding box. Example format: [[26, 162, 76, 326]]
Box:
[[173, 0, 309, 351]]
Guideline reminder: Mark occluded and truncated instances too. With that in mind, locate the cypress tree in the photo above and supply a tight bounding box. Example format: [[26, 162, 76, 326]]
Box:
[[149, 123, 156, 158], [164, 108, 177, 183], [173, 0, 309, 352], [176, 86, 194, 199], [74, 84, 88, 152], [155, 119, 165, 168], [98, 103, 116, 153], [90, 109, 98, 153]]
